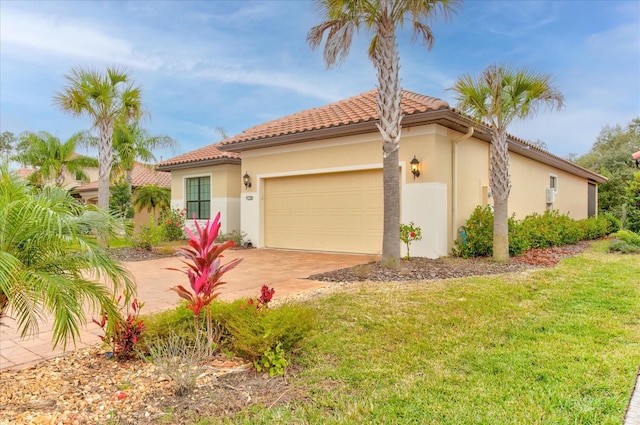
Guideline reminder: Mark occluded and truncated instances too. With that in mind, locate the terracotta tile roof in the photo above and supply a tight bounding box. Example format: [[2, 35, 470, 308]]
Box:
[[219, 89, 449, 148], [15, 168, 36, 180], [73, 163, 170, 192], [157, 143, 240, 169], [131, 163, 171, 188]]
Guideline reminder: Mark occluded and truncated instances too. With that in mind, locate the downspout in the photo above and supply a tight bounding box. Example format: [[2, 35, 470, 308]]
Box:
[[452, 127, 475, 242]]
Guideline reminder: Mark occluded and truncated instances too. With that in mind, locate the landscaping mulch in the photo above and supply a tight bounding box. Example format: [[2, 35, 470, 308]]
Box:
[[308, 241, 592, 282], [0, 241, 593, 424]]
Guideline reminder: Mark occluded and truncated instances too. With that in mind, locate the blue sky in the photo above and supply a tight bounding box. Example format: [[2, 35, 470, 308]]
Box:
[[1, 0, 638, 162]]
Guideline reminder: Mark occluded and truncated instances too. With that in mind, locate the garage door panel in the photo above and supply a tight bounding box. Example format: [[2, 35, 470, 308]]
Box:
[[265, 170, 383, 254]]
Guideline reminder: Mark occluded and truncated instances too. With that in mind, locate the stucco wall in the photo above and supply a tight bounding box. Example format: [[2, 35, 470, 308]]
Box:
[[510, 153, 589, 220], [169, 164, 241, 234]]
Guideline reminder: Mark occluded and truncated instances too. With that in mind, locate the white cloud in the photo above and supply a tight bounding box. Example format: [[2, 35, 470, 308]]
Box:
[[1, 9, 162, 70]]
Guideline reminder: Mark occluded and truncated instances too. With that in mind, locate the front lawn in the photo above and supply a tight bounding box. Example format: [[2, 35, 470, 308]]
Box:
[[224, 241, 640, 424]]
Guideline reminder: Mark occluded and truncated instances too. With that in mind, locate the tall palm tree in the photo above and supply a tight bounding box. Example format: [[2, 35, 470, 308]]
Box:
[[133, 184, 171, 217], [12, 131, 98, 187], [0, 167, 135, 349], [54, 67, 142, 222], [308, 0, 459, 267], [450, 64, 564, 261]]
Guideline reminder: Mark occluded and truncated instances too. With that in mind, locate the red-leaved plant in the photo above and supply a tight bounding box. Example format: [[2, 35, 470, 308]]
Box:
[[93, 296, 145, 359], [245, 285, 275, 310], [169, 212, 242, 353]]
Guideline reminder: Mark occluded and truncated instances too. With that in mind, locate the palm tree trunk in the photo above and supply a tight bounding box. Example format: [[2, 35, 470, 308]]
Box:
[[490, 129, 511, 262], [97, 121, 114, 247], [376, 4, 402, 267]]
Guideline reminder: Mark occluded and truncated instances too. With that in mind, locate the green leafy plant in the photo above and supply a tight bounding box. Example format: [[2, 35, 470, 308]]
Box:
[[454, 206, 615, 258], [130, 219, 162, 251], [255, 341, 288, 377], [159, 207, 186, 241], [0, 169, 135, 349], [217, 298, 316, 364], [93, 296, 145, 359], [452, 206, 494, 258], [109, 181, 135, 219], [609, 230, 640, 253], [169, 212, 242, 355], [399, 222, 422, 260], [215, 229, 248, 246]]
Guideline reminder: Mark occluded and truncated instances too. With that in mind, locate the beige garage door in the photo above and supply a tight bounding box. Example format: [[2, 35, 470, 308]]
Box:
[[265, 170, 383, 254]]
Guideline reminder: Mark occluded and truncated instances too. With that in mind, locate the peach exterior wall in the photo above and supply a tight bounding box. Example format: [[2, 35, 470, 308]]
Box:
[[169, 164, 241, 234], [241, 123, 595, 255]]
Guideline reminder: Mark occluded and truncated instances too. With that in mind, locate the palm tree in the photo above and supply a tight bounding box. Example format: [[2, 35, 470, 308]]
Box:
[[111, 121, 177, 186], [0, 167, 135, 349], [133, 184, 170, 217], [12, 131, 98, 187], [54, 67, 142, 224], [308, 0, 459, 267], [450, 64, 564, 261]]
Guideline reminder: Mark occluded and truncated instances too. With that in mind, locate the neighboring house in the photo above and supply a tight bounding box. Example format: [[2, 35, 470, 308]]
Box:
[[15, 161, 99, 191], [73, 163, 171, 229], [158, 89, 606, 258]]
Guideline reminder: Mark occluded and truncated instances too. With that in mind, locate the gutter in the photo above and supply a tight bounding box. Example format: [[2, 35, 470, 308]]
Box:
[[452, 126, 475, 242]]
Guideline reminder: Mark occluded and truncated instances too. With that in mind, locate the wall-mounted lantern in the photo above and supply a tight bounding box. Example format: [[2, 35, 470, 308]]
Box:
[[410, 156, 421, 179], [243, 172, 252, 189]]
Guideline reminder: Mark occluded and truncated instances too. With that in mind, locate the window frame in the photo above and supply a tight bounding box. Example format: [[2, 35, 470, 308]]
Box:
[[185, 175, 211, 220], [549, 174, 558, 193]]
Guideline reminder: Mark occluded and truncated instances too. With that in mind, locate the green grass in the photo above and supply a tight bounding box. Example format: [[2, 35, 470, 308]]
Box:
[[211, 241, 640, 424]]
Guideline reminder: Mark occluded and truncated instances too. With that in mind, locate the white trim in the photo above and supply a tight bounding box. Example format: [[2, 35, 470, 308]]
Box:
[[183, 173, 213, 219], [549, 173, 559, 194]]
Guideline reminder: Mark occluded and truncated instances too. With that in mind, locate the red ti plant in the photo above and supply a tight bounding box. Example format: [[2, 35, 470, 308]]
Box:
[[169, 212, 242, 352], [245, 285, 275, 310]]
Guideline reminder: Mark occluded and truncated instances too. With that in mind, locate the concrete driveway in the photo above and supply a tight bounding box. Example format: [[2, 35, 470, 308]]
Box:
[[0, 249, 373, 370]]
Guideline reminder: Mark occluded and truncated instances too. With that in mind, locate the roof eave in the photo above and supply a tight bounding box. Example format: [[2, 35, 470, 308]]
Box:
[[213, 108, 606, 184], [156, 157, 241, 172]]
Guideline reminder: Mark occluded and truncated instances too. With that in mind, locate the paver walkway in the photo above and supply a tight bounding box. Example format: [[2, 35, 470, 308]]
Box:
[[0, 249, 374, 371]]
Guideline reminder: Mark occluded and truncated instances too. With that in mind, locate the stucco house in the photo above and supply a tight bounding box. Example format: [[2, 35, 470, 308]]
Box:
[[72, 163, 171, 229], [157, 89, 606, 258]]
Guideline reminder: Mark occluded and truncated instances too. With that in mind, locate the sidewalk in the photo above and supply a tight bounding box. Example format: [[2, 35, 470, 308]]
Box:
[[0, 249, 373, 370]]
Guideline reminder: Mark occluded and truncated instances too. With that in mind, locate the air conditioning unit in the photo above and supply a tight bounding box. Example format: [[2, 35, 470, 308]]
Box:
[[546, 187, 556, 204]]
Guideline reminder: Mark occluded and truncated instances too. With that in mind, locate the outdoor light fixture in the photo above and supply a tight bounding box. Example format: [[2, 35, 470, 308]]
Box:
[[243, 172, 252, 189], [410, 156, 421, 179]]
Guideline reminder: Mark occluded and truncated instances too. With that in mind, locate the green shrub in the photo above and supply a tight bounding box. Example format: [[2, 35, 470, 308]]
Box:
[[508, 217, 529, 257], [215, 299, 316, 362], [140, 303, 206, 351], [130, 220, 162, 251], [215, 229, 247, 246], [578, 215, 610, 240], [159, 207, 186, 241], [602, 213, 621, 233], [452, 206, 494, 258], [609, 230, 640, 253], [454, 207, 615, 258], [614, 230, 640, 246]]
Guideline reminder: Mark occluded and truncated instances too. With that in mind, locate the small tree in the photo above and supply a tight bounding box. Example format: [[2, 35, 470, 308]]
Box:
[[169, 212, 242, 355], [110, 181, 135, 219], [400, 222, 422, 260], [133, 184, 170, 217]]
